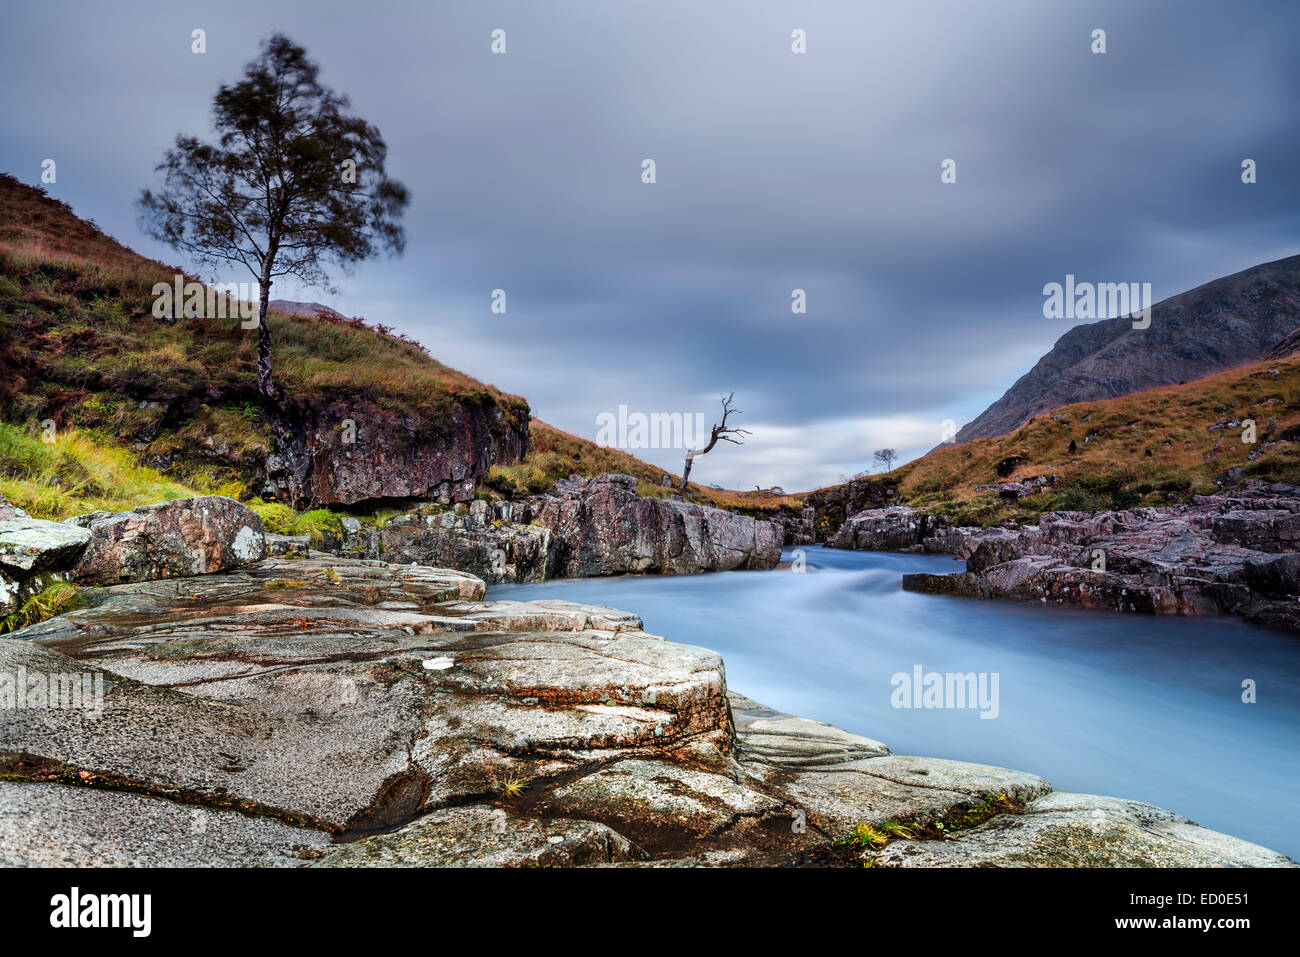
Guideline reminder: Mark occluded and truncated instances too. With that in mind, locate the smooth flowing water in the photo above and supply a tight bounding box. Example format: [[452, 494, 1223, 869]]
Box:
[[490, 545, 1300, 860]]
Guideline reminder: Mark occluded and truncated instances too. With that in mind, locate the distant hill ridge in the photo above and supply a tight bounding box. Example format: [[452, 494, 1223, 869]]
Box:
[[957, 254, 1300, 443]]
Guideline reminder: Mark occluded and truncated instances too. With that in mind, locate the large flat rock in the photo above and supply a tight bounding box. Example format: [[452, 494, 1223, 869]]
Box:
[[315, 806, 641, 867], [0, 781, 330, 867], [871, 791, 1296, 868], [2, 555, 1291, 868]]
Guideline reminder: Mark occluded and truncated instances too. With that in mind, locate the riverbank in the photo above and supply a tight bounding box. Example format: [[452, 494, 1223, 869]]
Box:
[[491, 545, 1300, 862], [3, 549, 1293, 867], [2, 493, 1296, 865], [827, 485, 1300, 635]]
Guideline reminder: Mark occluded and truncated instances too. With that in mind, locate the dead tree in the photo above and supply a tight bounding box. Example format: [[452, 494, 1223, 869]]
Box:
[[679, 392, 751, 493]]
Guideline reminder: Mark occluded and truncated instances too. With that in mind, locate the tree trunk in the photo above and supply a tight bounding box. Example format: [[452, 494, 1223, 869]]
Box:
[[256, 266, 275, 401], [678, 453, 694, 493]]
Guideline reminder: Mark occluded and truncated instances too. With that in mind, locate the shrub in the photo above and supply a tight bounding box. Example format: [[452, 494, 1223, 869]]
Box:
[[245, 497, 296, 535], [1, 580, 83, 634]]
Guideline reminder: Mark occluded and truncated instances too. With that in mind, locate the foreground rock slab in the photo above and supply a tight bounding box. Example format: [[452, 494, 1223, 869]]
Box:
[[1, 556, 1291, 867], [0, 782, 330, 868], [316, 806, 640, 867], [872, 792, 1295, 868]]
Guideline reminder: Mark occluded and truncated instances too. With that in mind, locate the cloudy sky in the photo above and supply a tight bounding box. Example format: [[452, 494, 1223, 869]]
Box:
[[3, 1, 1298, 490]]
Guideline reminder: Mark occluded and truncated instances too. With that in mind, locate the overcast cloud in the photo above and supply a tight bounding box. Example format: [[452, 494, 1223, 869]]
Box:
[[3, 0, 1298, 490]]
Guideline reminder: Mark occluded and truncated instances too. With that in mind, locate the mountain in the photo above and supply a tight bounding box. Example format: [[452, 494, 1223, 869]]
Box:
[[268, 300, 346, 320], [956, 255, 1300, 443]]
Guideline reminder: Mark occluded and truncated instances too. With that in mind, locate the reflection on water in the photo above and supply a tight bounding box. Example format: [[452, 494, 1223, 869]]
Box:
[[490, 545, 1300, 859]]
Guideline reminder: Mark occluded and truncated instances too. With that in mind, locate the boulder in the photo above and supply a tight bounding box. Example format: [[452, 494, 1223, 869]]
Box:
[[0, 517, 91, 576], [66, 496, 266, 585], [831, 506, 975, 555]]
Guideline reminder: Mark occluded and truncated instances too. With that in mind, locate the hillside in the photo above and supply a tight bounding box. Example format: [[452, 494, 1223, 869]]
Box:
[[815, 353, 1300, 529], [0, 174, 785, 518], [956, 255, 1300, 443]]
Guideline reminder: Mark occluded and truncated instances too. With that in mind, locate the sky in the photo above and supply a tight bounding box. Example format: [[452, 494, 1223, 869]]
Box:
[[2, 0, 1298, 491]]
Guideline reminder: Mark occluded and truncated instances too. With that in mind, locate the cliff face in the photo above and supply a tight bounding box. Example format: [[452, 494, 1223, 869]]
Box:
[[957, 254, 1300, 443], [267, 396, 529, 508], [325, 474, 785, 581]]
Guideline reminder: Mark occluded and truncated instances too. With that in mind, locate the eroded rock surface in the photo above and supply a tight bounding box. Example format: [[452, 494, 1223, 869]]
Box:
[[901, 487, 1300, 633], [831, 505, 974, 554], [324, 475, 783, 581], [527, 474, 783, 576], [1, 556, 1290, 868]]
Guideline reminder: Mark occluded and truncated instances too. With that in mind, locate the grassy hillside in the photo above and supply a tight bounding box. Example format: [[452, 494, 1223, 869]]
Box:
[[0, 174, 528, 495], [814, 355, 1300, 528], [0, 174, 786, 518], [0, 421, 200, 519]]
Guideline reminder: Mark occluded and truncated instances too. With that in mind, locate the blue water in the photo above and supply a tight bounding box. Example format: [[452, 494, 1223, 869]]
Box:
[[490, 545, 1300, 860]]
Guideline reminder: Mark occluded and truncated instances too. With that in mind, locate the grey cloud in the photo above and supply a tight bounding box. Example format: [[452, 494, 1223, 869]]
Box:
[[2, 0, 1297, 489]]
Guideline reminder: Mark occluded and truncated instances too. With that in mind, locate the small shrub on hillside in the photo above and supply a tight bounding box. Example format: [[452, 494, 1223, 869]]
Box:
[[246, 498, 296, 535], [294, 508, 344, 545]]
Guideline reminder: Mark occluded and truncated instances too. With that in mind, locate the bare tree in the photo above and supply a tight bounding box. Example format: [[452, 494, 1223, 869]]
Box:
[[679, 393, 751, 493], [873, 448, 897, 472]]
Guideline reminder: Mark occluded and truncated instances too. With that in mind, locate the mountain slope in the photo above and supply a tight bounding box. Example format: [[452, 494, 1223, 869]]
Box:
[[0, 173, 782, 515], [956, 255, 1300, 443]]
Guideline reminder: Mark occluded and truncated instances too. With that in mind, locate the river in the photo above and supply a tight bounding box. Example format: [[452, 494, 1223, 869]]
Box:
[[489, 544, 1300, 860]]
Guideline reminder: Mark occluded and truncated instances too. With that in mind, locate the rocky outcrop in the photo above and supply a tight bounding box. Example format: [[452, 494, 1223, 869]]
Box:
[[902, 485, 1300, 634], [65, 496, 266, 585], [265, 397, 529, 509], [956, 253, 1300, 443], [831, 505, 975, 555], [334, 500, 551, 584], [805, 477, 901, 542], [317, 477, 782, 582], [524, 474, 783, 576], [0, 515, 91, 576], [772, 506, 817, 546], [1, 556, 1290, 867]]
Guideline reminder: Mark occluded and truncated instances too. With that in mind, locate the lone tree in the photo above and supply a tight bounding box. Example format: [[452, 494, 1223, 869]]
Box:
[[138, 34, 409, 401], [679, 393, 751, 493], [873, 448, 897, 472]]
